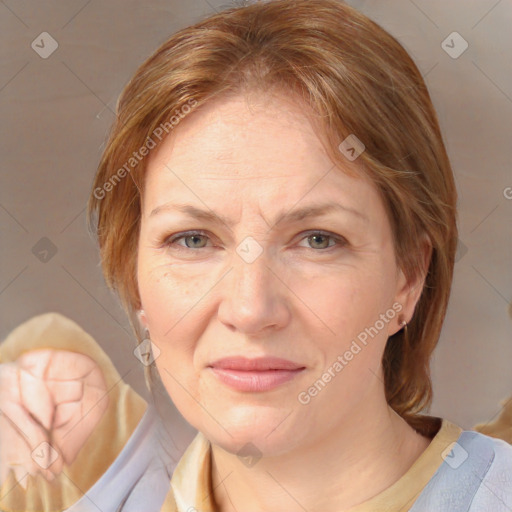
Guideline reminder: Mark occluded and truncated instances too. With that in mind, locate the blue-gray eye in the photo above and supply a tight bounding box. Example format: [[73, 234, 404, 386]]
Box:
[[176, 233, 209, 248], [307, 233, 334, 249]]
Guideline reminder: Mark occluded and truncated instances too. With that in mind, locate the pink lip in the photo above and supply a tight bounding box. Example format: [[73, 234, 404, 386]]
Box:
[[208, 357, 305, 392]]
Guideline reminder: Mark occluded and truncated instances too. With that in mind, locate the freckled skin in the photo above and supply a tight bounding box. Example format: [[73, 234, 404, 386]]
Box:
[[137, 92, 431, 511]]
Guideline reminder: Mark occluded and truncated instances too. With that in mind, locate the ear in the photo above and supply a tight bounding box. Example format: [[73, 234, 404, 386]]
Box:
[[390, 233, 432, 336], [137, 309, 148, 329]]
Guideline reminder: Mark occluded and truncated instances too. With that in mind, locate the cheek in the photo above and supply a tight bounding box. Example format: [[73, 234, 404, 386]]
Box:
[[297, 266, 397, 389], [140, 267, 206, 420], [138, 260, 208, 333], [137, 270, 195, 384], [153, 354, 206, 435], [137, 260, 217, 382], [294, 263, 394, 339]]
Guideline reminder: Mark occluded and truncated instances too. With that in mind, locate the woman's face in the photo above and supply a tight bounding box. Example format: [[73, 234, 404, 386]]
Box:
[[137, 92, 423, 455]]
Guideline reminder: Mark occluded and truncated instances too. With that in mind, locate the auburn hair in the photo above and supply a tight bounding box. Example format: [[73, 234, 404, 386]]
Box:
[[87, 0, 458, 436]]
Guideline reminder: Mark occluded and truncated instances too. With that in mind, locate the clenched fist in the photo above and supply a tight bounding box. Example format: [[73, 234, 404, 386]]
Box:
[[0, 349, 109, 486]]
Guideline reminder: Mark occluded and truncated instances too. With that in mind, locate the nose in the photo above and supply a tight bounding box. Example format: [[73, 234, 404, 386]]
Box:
[[217, 252, 291, 335]]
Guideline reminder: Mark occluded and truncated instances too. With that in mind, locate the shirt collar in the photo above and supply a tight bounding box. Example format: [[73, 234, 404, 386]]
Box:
[[164, 431, 217, 512], [162, 417, 462, 512]]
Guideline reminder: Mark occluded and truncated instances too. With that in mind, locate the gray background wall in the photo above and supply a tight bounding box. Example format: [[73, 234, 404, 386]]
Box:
[[1, 0, 511, 432]]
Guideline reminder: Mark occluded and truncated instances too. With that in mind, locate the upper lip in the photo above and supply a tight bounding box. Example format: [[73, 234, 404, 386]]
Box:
[[208, 356, 305, 371]]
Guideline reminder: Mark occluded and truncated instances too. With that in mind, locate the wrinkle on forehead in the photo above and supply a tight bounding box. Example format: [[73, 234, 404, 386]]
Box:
[[149, 91, 328, 166], [142, 91, 373, 229]]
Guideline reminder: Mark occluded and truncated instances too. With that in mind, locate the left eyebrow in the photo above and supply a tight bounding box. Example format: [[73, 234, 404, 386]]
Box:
[[149, 201, 369, 227], [272, 202, 369, 226]]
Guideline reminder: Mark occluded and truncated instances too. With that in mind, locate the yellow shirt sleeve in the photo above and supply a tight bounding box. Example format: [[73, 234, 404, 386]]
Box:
[[0, 312, 147, 512]]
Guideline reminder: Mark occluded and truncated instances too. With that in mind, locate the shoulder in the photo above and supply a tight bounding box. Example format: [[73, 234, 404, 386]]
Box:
[[484, 432, 512, 461], [459, 428, 512, 469], [452, 429, 512, 482], [468, 432, 512, 511], [460, 427, 512, 455], [410, 427, 512, 512]]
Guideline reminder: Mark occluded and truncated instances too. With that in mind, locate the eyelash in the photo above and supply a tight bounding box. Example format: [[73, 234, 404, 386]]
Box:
[[162, 230, 347, 252]]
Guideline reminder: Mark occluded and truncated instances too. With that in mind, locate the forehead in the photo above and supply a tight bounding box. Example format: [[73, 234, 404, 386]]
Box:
[[149, 92, 332, 176], [142, 92, 382, 222]]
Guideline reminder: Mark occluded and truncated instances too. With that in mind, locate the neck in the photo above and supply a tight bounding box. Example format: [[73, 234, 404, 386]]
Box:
[[210, 389, 431, 512]]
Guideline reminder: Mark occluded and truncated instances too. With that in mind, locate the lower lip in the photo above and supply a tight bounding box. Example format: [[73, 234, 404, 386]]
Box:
[[209, 367, 304, 392]]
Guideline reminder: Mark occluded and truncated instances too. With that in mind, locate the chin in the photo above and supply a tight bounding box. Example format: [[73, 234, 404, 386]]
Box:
[[211, 430, 295, 460], [204, 406, 303, 457]]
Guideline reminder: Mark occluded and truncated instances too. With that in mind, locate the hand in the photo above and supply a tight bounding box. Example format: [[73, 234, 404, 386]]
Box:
[[0, 349, 109, 487]]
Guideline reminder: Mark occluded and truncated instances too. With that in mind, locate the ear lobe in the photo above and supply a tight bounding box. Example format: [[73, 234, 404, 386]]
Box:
[[138, 309, 148, 328]]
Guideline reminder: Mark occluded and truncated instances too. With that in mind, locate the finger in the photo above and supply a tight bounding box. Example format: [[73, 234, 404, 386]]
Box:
[[0, 367, 50, 452], [19, 368, 54, 431], [17, 350, 53, 379], [45, 351, 97, 381], [46, 379, 84, 405], [0, 414, 58, 486], [54, 376, 109, 465]]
